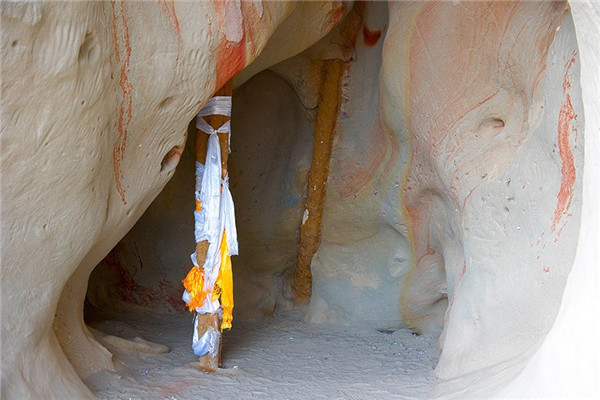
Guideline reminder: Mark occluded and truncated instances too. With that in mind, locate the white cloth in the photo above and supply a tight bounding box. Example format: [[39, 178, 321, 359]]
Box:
[[192, 315, 220, 357], [182, 287, 220, 314], [195, 96, 233, 153], [197, 96, 231, 118], [183, 95, 238, 315]]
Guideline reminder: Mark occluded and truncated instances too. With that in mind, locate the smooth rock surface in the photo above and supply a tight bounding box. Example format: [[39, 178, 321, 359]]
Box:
[[1, 1, 598, 398], [0, 2, 338, 397]]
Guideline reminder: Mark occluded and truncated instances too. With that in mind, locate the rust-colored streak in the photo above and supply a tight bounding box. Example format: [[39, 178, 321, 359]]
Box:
[[213, 0, 248, 91], [327, 2, 347, 31], [552, 52, 578, 232], [102, 250, 182, 311], [336, 1, 365, 58], [362, 25, 382, 47], [293, 59, 345, 302], [215, 37, 246, 92], [110, 0, 121, 63], [111, 0, 133, 205], [328, 2, 397, 199], [158, 0, 181, 41], [398, 2, 565, 332]]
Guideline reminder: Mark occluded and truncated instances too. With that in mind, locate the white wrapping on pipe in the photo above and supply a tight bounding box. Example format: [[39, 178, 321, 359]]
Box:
[[200, 173, 239, 292], [196, 119, 231, 137], [197, 133, 222, 245], [196, 96, 233, 153], [182, 289, 191, 304], [192, 315, 220, 357], [184, 250, 220, 313], [195, 162, 204, 191], [196, 297, 221, 314], [182, 288, 220, 314], [197, 96, 231, 118], [221, 176, 238, 256], [183, 95, 238, 318]]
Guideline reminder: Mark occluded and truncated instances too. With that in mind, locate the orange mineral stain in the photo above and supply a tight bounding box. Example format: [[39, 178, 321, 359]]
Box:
[[158, 0, 181, 41], [215, 39, 246, 92], [362, 25, 382, 47], [552, 53, 577, 232], [214, 0, 247, 91], [110, 0, 120, 63], [110, 0, 133, 205], [211, 0, 266, 91], [330, 3, 399, 198], [327, 2, 347, 32]]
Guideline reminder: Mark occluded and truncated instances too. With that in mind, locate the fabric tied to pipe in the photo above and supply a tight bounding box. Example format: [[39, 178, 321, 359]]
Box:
[[196, 96, 233, 153], [196, 144, 238, 290], [182, 95, 238, 331], [192, 315, 220, 357]]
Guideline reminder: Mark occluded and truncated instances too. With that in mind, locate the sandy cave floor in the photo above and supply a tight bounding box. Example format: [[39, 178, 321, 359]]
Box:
[[85, 309, 439, 399]]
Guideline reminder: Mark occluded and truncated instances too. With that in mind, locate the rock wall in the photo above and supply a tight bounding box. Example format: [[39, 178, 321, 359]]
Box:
[[0, 1, 343, 397], [382, 2, 583, 379], [89, 0, 586, 383], [1, 0, 598, 398]]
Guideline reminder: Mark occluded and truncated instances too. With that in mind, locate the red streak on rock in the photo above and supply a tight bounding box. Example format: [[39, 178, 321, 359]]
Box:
[[362, 25, 382, 47], [328, 2, 347, 31], [552, 53, 577, 232], [158, 0, 181, 41], [110, 0, 120, 63], [213, 0, 226, 15], [111, 0, 134, 205], [103, 250, 181, 312], [215, 39, 246, 91], [214, 1, 247, 91]]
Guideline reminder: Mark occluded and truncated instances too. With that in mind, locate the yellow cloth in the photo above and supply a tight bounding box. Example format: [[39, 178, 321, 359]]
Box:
[[216, 231, 234, 330], [182, 265, 206, 311], [182, 203, 234, 329]]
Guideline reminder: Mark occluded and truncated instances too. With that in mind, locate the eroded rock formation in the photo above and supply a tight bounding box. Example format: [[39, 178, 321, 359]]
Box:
[[1, 2, 344, 397], [2, 0, 598, 398]]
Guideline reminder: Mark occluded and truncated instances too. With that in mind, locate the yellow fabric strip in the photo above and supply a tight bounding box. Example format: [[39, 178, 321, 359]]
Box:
[[182, 266, 206, 312], [182, 227, 234, 328], [217, 231, 234, 330]]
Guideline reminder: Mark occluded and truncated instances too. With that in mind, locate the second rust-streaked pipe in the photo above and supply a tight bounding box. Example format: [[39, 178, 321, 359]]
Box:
[[292, 59, 344, 302]]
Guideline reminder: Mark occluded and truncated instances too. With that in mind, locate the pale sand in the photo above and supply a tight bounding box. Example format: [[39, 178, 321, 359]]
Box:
[[87, 310, 439, 400]]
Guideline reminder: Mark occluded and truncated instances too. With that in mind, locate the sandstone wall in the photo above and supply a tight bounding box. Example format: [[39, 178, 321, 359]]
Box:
[[1, 1, 597, 398], [0, 1, 343, 397]]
